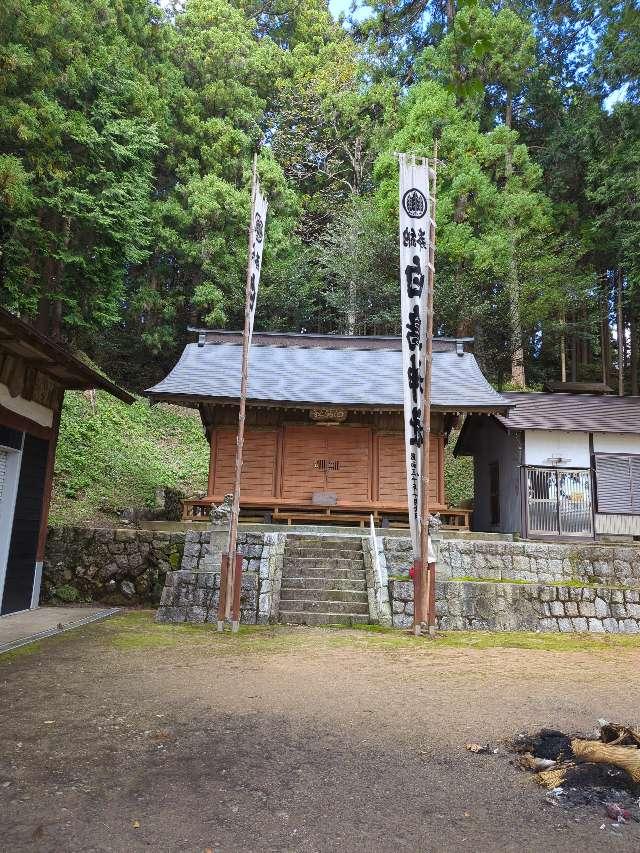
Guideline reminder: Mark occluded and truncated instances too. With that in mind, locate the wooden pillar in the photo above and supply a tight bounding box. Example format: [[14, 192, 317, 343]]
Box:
[[207, 429, 217, 497]]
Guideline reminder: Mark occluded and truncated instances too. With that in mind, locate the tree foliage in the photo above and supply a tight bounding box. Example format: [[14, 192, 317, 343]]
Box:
[[0, 0, 638, 391]]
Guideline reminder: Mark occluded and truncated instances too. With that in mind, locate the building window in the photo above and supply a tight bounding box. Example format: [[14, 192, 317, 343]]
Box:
[[489, 462, 500, 525], [594, 454, 640, 514]]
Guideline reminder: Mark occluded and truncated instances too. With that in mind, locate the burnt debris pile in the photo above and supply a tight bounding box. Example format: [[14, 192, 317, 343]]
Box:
[[510, 723, 640, 823]]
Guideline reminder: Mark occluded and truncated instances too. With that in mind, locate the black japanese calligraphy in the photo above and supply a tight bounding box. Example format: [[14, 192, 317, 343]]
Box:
[[404, 254, 425, 298], [249, 272, 256, 312], [405, 305, 422, 351], [409, 406, 424, 447], [407, 352, 424, 404], [402, 227, 427, 249], [402, 226, 415, 247]]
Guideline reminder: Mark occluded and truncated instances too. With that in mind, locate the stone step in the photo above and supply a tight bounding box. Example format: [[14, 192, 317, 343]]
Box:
[[284, 547, 365, 559], [278, 598, 370, 615], [282, 576, 367, 592], [281, 566, 366, 581], [279, 610, 371, 626], [285, 536, 363, 551], [283, 556, 365, 571], [279, 587, 369, 603]]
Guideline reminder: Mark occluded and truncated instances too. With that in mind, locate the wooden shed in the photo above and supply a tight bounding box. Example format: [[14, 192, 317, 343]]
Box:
[[147, 331, 509, 527], [455, 391, 640, 541], [0, 308, 133, 616]]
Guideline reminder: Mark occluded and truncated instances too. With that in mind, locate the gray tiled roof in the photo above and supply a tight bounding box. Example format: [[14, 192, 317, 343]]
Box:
[[495, 392, 640, 434], [146, 340, 510, 412]]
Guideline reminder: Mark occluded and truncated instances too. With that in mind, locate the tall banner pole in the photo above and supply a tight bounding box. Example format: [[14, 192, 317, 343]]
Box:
[[398, 151, 435, 637], [421, 141, 438, 637], [220, 152, 268, 633]]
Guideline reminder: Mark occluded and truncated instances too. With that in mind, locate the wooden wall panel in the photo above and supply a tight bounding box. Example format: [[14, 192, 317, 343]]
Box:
[[213, 428, 278, 497], [377, 433, 444, 506], [281, 427, 327, 500]]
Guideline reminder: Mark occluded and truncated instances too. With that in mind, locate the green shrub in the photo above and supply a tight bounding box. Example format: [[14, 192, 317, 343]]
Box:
[[54, 584, 80, 603]]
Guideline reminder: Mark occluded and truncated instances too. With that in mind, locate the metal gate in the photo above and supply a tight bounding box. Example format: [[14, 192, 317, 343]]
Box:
[[526, 467, 593, 537]]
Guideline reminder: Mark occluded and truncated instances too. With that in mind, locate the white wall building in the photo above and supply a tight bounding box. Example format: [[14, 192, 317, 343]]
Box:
[[455, 392, 640, 540]]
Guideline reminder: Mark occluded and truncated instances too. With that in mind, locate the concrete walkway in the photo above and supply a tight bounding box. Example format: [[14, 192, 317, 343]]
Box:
[[0, 605, 119, 653]]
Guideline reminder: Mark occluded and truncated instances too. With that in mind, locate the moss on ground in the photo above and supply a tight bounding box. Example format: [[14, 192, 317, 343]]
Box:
[[51, 391, 209, 526], [0, 642, 43, 662], [90, 612, 640, 655]]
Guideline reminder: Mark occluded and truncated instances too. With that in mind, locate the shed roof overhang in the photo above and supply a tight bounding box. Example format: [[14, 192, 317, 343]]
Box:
[[454, 390, 640, 457], [0, 307, 135, 403]]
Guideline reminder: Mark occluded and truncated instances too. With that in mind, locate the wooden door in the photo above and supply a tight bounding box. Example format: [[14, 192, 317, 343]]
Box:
[[281, 426, 371, 503], [1, 434, 47, 615], [281, 426, 328, 500], [377, 433, 443, 506], [324, 427, 370, 502]]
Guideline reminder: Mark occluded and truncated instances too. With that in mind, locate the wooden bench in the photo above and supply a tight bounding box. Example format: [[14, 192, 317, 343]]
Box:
[[438, 508, 472, 530]]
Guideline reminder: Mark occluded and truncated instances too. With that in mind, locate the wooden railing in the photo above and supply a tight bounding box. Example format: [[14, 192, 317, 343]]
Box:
[[181, 496, 472, 530]]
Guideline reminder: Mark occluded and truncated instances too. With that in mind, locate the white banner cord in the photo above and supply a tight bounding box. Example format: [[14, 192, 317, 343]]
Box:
[[398, 153, 432, 560]]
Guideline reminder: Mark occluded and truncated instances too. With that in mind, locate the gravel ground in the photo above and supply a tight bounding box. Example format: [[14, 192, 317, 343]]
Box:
[[1, 612, 639, 852]]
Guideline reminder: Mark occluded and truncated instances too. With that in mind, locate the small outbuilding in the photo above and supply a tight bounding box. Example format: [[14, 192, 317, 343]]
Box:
[[0, 307, 133, 616], [146, 330, 510, 528], [455, 392, 640, 541]]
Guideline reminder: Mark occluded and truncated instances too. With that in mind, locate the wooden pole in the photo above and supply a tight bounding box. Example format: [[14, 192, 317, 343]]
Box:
[[226, 152, 258, 632], [419, 141, 438, 637]]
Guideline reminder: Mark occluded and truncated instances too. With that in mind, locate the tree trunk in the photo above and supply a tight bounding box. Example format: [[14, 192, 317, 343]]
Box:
[[631, 308, 638, 396], [571, 326, 577, 382], [617, 268, 624, 396], [446, 0, 455, 31], [36, 211, 70, 339], [504, 95, 525, 387], [601, 274, 610, 387], [560, 309, 566, 382], [346, 279, 357, 335]]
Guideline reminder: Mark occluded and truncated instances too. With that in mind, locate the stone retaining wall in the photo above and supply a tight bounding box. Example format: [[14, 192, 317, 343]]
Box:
[[389, 579, 640, 633], [155, 529, 286, 624], [43, 526, 186, 606], [383, 536, 640, 585]]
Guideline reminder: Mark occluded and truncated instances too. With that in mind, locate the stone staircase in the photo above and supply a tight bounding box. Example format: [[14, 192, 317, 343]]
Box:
[[278, 535, 371, 626]]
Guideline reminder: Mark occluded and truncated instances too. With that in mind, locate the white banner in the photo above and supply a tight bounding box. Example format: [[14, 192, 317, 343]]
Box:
[[398, 153, 433, 559], [248, 180, 268, 344]]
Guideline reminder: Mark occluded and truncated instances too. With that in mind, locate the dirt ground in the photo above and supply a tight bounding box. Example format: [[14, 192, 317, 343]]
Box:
[[1, 612, 640, 852]]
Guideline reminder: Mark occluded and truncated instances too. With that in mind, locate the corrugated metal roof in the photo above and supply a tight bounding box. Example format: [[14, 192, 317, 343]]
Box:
[[495, 392, 640, 434], [145, 340, 510, 412]]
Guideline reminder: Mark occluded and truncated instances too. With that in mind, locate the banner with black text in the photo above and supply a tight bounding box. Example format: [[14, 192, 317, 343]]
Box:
[[248, 180, 268, 344], [398, 153, 433, 559]]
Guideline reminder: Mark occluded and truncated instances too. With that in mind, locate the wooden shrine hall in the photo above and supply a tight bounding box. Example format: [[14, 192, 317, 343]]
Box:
[[146, 331, 510, 529]]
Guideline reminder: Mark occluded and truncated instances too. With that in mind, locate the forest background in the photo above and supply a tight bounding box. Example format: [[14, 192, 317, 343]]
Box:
[[1, 0, 639, 394]]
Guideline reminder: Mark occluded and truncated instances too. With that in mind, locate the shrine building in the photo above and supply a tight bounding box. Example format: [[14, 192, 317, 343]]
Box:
[[146, 330, 509, 528]]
